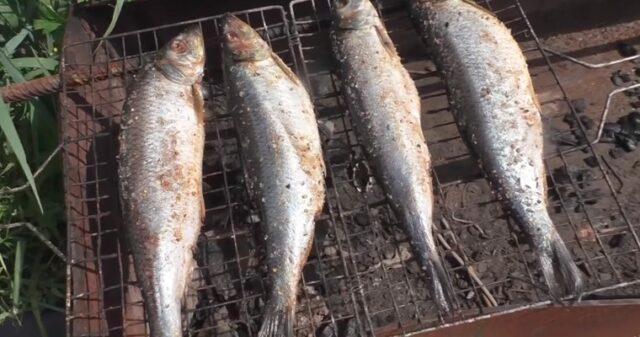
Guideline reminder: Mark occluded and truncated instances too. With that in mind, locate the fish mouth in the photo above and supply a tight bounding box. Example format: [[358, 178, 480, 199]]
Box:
[[155, 24, 205, 85], [182, 24, 205, 62], [333, 0, 376, 29], [221, 13, 269, 61]]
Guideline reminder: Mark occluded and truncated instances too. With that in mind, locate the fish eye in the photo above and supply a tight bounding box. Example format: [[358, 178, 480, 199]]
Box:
[[225, 32, 239, 41], [171, 40, 188, 54]]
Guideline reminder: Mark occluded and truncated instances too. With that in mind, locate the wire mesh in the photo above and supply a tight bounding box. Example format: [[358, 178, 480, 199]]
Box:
[[288, 0, 640, 334], [61, 1, 640, 337]]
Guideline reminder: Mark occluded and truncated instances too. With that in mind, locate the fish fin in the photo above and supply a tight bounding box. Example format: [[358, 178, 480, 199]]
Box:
[[539, 234, 584, 300], [427, 255, 456, 315], [191, 82, 206, 125], [461, 0, 498, 16], [374, 24, 399, 57], [258, 301, 295, 337], [270, 51, 302, 86]]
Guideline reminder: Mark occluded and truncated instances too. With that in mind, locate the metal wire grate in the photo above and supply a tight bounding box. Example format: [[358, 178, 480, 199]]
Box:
[[288, 0, 640, 334], [61, 1, 640, 337]]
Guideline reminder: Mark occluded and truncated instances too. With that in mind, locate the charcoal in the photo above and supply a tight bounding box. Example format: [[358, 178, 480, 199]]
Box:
[[615, 133, 637, 152], [563, 113, 576, 127], [617, 42, 638, 57], [354, 212, 369, 227], [571, 98, 588, 113], [583, 156, 598, 168], [603, 122, 622, 135], [611, 70, 632, 87], [609, 233, 626, 248], [328, 148, 350, 165], [623, 87, 640, 98], [579, 115, 595, 130], [556, 133, 578, 146], [609, 147, 626, 159], [628, 111, 640, 129]]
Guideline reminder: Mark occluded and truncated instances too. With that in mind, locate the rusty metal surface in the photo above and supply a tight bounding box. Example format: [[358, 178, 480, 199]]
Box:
[[60, 0, 640, 337], [399, 301, 640, 337]]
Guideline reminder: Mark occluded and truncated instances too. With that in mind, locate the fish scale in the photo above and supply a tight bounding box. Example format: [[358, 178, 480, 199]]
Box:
[[118, 25, 205, 337], [221, 14, 326, 337], [410, 0, 584, 299], [331, 0, 456, 314]]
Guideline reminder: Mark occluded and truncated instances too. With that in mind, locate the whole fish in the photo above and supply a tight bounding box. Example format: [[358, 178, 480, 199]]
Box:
[[330, 0, 455, 313], [410, 0, 584, 298], [118, 25, 205, 337], [221, 14, 326, 337]]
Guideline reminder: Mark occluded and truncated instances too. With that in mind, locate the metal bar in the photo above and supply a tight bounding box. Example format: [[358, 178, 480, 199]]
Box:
[[543, 47, 640, 68], [593, 83, 640, 144]]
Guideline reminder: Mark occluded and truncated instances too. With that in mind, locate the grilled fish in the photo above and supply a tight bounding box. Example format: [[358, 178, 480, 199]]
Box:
[[221, 14, 326, 337], [331, 0, 455, 313], [410, 0, 584, 298], [118, 25, 205, 337]]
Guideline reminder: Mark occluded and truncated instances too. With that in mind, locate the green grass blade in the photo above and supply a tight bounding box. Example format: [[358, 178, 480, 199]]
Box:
[[4, 27, 29, 56], [10, 57, 58, 70], [0, 253, 9, 278], [0, 49, 26, 83], [102, 0, 124, 39], [0, 98, 43, 212], [11, 239, 25, 308]]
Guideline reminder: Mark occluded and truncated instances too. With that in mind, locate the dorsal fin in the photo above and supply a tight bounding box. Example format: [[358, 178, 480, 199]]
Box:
[[374, 24, 399, 58], [461, 0, 498, 17], [270, 51, 302, 86]]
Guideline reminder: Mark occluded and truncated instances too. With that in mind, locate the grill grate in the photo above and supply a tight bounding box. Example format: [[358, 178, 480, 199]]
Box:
[[62, 1, 640, 337]]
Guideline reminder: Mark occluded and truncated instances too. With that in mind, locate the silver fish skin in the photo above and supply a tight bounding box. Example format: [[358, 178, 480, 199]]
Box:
[[118, 25, 205, 337], [221, 14, 326, 337], [410, 0, 584, 298], [330, 0, 455, 313]]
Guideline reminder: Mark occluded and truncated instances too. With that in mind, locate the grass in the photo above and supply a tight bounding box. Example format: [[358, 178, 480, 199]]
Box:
[[0, 0, 126, 335], [0, 0, 70, 335]]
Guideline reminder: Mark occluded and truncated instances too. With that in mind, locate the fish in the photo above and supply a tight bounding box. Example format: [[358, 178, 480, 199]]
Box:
[[410, 0, 584, 298], [221, 14, 326, 337], [330, 0, 456, 314], [118, 25, 205, 337]]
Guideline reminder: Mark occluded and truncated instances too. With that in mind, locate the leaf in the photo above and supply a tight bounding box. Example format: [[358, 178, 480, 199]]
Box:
[[10, 57, 57, 70], [22, 68, 46, 80], [11, 239, 24, 308], [0, 98, 43, 212], [0, 253, 9, 278], [101, 0, 124, 40], [3, 28, 29, 56], [33, 19, 60, 34], [0, 50, 26, 83]]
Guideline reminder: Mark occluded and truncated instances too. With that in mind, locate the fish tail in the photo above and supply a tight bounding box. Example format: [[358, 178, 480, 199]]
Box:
[[257, 300, 295, 337], [539, 233, 584, 300], [427, 254, 456, 315]]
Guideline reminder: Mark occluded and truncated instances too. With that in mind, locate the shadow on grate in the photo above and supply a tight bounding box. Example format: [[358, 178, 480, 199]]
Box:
[[61, 1, 640, 337]]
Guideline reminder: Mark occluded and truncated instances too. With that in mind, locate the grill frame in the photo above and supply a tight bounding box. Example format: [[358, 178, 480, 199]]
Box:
[[61, 1, 640, 337]]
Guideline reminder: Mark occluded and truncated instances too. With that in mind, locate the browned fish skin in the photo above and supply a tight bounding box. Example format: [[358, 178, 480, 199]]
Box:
[[221, 14, 326, 337], [331, 0, 455, 314], [410, 0, 583, 298], [118, 25, 205, 337]]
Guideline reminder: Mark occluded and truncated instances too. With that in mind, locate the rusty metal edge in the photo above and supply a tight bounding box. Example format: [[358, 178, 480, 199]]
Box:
[[398, 296, 640, 337]]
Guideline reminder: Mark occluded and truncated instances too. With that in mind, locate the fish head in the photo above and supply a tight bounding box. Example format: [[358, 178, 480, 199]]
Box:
[[333, 0, 379, 29], [156, 24, 205, 85], [222, 14, 270, 62]]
